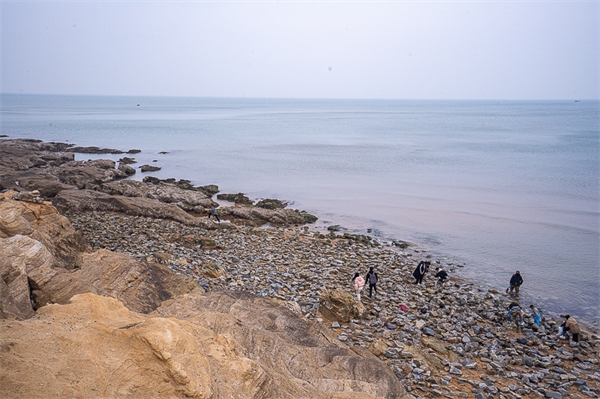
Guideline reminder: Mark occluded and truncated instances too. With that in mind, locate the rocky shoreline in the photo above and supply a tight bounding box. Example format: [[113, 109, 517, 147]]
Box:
[[64, 209, 600, 399], [2, 137, 599, 399]]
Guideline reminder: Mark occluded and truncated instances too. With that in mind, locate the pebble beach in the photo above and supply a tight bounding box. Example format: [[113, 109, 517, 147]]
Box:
[[66, 210, 600, 399]]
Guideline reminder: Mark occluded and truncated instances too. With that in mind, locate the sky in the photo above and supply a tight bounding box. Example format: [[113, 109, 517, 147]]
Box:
[[1, 1, 598, 100]]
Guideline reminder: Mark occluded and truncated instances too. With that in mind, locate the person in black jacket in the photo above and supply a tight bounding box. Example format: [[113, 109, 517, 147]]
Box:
[[365, 267, 378, 298], [508, 271, 523, 296], [413, 261, 429, 285]]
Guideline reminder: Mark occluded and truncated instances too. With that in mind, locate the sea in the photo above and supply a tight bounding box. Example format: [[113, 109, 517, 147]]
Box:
[[1, 94, 599, 327]]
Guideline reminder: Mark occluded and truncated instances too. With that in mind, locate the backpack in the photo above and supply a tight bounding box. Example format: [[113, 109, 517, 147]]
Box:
[[510, 307, 522, 319], [369, 272, 377, 284]]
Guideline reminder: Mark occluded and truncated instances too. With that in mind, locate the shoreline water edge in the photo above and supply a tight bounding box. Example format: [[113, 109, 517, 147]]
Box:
[[2, 137, 600, 399]]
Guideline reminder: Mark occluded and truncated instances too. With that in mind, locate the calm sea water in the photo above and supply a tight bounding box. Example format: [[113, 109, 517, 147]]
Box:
[[2, 94, 599, 325]]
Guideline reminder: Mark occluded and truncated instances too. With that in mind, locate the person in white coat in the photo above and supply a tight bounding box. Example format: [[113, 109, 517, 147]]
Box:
[[352, 272, 365, 302]]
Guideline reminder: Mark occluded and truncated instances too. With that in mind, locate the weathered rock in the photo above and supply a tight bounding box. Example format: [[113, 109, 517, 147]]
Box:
[[217, 192, 253, 205], [198, 184, 219, 196], [0, 191, 88, 270], [255, 198, 288, 210], [53, 160, 128, 189], [98, 180, 213, 209], [0, 138, 74, 170], [6, 174, 76, 197], [0, 291, 410, 399], [219, 206, 316, 225], [140, 164, 161, 172], [118, 163, 136, 176], [66, 146, 125, 154], [369, 340, 389, 357], [319, 289, 363, 322], [0, 193, 200, 319], [52, 189, 221, 228], [118, 156, 137, 164]]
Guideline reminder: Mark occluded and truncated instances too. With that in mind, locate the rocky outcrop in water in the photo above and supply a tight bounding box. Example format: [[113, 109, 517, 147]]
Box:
[[0, 138, 317, 226]]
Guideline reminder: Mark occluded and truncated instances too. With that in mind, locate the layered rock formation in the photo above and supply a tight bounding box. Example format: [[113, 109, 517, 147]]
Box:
[[1, 291, 409, 399], [0, 191, 199, 320]]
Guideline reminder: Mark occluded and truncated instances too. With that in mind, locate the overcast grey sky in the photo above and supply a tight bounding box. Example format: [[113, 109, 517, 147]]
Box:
[[1, 1, 598, 99]]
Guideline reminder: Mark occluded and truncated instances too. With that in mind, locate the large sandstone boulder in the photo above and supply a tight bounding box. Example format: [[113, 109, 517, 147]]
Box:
[[0, 291, 410, 399], [319, 289, 367, 322], [0, 193, 201, 320], [0, 191, 88, 270]]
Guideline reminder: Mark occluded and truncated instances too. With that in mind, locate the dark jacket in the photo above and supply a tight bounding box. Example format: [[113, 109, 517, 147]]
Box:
[[413, 262, 426, 279], [366, 271, 378, 285], [435, 270, 448, 280], [510, 273, 523, 286]]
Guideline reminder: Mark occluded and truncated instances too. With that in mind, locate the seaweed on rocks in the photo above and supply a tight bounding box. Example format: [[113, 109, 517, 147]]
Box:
[[217, 192, 253, 205]]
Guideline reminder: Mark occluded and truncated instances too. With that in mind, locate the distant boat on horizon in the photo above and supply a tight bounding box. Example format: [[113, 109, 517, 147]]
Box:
[[574, 100, 581, 102]]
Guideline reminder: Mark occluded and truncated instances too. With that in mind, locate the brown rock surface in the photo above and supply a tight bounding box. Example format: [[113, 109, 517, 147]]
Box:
[[319, 289, 367, 322], [52, 189, 223, 228], [219, 205, 311, 225], [98, 179, 214, 209], [0, 192, 200, 320], [0, 291, 410, 399], [0, 191, 88, 270], [52, 159, 128, 189]]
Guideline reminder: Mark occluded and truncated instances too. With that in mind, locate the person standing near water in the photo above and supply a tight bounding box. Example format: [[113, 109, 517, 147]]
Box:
[[508, 271, 523, 296], [207, 203, 220, 222], [352, 273, 365, 302], [413, 261, 429, 285], [530, 304, 541, 327], [365, 267, 378, 298]]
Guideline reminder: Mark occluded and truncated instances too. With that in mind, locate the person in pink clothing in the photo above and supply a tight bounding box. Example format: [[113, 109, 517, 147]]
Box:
[[352, 272, 366, 302]]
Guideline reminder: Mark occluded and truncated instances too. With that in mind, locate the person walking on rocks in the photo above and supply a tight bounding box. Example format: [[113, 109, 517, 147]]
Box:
[[561, 315, 580, 343], [365, 267, 378, 298], [508, 271, 523, 296], [207, 203, 220, 222], [352, 273, 365, 302], [413, 261, 429, 285]]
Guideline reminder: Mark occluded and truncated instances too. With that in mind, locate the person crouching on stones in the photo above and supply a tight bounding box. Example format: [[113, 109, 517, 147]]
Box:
[[352, 272, 365, 302], [434, 267, 448, 287], [561, 315, 580, 343], [413, 261, 428, 285], [508, 271, 523, 296], [365, 267, 378, 298], [507, 303, 524, 332]]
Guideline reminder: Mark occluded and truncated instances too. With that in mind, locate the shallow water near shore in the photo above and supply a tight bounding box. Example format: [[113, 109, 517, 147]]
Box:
[[2, 94, 599, 326]]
